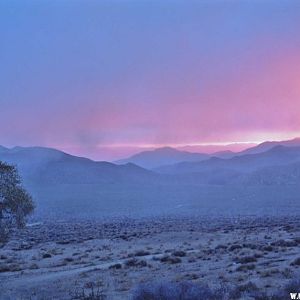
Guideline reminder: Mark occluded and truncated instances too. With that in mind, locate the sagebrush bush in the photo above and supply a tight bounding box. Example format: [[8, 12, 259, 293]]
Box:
[[132, 281, 215, 300], [70, 282, 106, 300]]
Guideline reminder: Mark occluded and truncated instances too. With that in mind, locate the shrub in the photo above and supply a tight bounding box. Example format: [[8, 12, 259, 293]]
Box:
[[236, 264, 256, 271], [235, 255, 257, 264], [70, 286, 106, 300], [172, 251, 186, 257], [125, 258, 147, 267], [160, 255, 182, 264], [0, 264, 10, 273], [228, 244, 242, 251], [0, 225, 9, 245], [132, 281, 215, 300], [108, 263, 122, 270], [291, 257, 300, 266], [134, 250, 150, 257], [271, 240, 297, 247], [42, 253, 52, 259], [262, 245, 273, 252]]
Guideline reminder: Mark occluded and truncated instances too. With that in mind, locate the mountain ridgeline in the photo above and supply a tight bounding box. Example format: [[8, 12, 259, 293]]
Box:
[[0, 146, 156, 185], [0, 138, 300, 218], [155, 145, 300, 183], [115, 147, 211, 169]]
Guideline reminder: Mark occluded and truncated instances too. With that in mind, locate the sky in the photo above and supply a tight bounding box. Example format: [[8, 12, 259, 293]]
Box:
[[1, 0, 300, 160]]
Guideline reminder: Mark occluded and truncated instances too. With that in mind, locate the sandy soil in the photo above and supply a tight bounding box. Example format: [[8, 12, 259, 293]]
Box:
[[1, 216, 300, 299]]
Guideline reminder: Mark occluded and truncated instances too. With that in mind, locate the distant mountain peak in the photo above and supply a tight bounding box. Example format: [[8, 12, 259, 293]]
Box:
[[291, 137, 300, 142], [115, 147, 210, 169], [239, 137, 300, 155], [153, 147, 183, 153]]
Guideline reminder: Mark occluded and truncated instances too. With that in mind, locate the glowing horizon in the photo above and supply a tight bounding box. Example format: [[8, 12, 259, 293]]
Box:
[[1, 133, 300, 161]]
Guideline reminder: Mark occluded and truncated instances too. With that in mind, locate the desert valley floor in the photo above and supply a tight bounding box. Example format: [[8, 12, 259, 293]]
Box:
[[1, 216, 300, 299]]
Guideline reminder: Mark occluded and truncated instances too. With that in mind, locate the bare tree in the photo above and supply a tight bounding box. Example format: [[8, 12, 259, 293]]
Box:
[[0, 161, 34, 244]]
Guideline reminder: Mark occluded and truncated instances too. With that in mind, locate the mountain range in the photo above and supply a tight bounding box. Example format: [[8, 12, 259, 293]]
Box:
[[1, 139, 300, 186], [0, 146, 155, 185], [156, 145, 300, 174], [1, 138, 300, 218], [238, 137, 300, 155], [115, 138, 300, 169], [115, 147, 239, 169], [115, 147, 211, 169]]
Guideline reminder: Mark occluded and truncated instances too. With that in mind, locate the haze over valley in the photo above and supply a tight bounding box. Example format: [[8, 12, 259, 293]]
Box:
[[1, 138, 300, 220]]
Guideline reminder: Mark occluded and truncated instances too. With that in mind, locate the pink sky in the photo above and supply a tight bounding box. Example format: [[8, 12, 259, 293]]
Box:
[[1, 1, 300, 160]]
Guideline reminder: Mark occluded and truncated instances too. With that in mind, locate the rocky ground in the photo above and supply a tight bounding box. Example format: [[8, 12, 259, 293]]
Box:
[[1, 216, 300, 299]]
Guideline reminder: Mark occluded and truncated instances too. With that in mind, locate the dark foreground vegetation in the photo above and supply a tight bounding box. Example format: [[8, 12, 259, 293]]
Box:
[[69, 278, 300, 299], [0, 161, 34, 245]]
